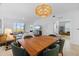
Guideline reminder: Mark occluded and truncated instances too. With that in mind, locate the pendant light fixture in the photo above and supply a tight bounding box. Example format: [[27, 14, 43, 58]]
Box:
[[35, 4, 52, 18]]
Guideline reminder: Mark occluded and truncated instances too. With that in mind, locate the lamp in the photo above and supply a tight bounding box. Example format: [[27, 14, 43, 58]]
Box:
[[4, 28, 15, 41], [35, 4, 52, 18]]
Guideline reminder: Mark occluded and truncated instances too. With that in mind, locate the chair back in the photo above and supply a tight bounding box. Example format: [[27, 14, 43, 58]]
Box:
[[43, 44, 60, 56], [49, 34, 57, 37], [24, 35, 33, 39], [58, 39, 65, 53], [11, 42, 29, 56]]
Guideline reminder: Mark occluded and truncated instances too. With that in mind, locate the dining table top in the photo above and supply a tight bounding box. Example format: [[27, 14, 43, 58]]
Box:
[[18, 35, 57, 56]]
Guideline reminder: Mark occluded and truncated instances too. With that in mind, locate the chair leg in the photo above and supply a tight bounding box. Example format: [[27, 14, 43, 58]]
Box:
[[5, 42, 9, 50], [61, 51, 63, 56], [58, 51, 63, 56]]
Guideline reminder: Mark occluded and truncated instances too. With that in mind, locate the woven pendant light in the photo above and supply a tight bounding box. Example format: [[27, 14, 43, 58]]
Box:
[[35, 4, 52, 18]]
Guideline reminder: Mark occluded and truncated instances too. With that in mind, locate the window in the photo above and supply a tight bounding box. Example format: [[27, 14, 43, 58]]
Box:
[[13, 23, 25, 33]]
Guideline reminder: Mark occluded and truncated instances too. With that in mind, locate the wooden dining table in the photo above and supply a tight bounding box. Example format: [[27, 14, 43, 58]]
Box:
[[18, 35, 57, 56]]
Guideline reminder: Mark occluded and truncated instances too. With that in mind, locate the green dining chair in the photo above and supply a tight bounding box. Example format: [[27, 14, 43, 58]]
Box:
[[43, 44, 60, 56], [49, 34, 65, 56], [57, 39, 65, 56], [48, 34, 57, 37], [11, 42, 29, 56], [24, 35, 33, 39], [48, 34, 58, 49]]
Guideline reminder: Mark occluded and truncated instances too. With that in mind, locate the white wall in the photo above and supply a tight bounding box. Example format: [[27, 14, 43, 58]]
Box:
[[61, 10, 79, 45], [33, 17, 58, 35], [71, 10, 79, 45]]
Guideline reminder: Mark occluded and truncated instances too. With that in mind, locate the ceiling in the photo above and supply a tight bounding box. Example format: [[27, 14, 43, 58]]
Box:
[[0, 3, 79, 23]]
